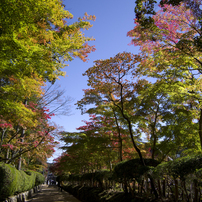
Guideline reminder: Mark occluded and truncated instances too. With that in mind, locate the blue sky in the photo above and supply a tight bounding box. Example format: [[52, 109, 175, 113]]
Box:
[[48, 0, 140, 161]]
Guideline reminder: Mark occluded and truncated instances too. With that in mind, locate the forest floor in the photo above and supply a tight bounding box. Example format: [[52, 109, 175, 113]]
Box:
[[26, 185, 81, 202]]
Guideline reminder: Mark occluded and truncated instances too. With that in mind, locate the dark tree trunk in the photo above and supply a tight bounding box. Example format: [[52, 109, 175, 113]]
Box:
[[199, 108, 202, 149], [113, 110, 123, 161]]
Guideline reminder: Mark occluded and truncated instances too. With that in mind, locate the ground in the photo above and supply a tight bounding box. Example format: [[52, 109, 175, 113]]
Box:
[[26, 185, 81, 202]]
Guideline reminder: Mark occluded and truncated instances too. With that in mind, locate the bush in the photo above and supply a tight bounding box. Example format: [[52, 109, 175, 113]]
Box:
[[56, 174, 69, 183], [25, 170, 45, 186], [112, 158, 159, 183], [17, 170, 35, 192], [35, 171, 45, 186], [152, 154, 202, 180], [94, 170, 112, 182], [0, 163, 19, 199], [0, 163, 44, 200]]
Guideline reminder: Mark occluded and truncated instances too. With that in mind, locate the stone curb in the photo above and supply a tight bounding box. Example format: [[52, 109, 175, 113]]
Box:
[[3, 185, 42, 202]]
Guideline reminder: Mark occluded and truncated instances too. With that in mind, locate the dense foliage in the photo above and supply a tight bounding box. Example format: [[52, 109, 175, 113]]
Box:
[[0, 0, 95, 170], [50, 0, 202, 201], [0, 163, 44, 200], [2, 0, 202, 200]]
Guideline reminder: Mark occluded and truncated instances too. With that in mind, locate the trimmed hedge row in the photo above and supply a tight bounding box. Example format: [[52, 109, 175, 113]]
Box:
[[60, 159, 159, 186], [151, 154, 202, 180], [66, 170, 112, 183], [0, 163, 45, 200], [113, 158, 159, 183], [60, 155, 202, 201]]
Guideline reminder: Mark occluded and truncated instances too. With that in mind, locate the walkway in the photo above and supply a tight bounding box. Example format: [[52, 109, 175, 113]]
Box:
[[26, 185, 81, 202]]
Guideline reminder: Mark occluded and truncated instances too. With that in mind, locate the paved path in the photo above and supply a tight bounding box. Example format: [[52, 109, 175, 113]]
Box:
[[26, 185, 81, 202]]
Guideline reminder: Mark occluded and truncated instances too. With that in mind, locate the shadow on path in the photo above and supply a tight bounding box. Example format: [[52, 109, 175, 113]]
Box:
[[26, 185, 81, 202]]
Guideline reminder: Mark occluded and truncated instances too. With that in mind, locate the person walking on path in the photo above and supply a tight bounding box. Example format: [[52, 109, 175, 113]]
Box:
[[26, 184, 80, 202]]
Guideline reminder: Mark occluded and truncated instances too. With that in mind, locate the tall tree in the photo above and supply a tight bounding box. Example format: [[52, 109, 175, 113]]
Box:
[[0, 0, 95, 125], [0, 0, 95, 169], [77, 52, 148, 165], [128, 1, 202, 149], [135, 80, 199, 159], [0, 102, 57, 165], [78, 96, 127, 162], [59, 116, 117, 173]]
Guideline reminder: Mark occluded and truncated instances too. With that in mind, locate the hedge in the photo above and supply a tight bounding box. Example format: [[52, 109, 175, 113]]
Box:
[[151, 154, 202, 180], [112, 158, 159, 183], [25, 170, 45, 186], [0, 163, 45, 200]]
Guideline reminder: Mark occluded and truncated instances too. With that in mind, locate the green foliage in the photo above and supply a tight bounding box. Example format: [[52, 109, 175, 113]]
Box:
[[68, 174, 82, 182], [94, 170, 112, 182], [66, 170, 112, 185], [0, 163, 19, 199], [0, 0, 95, 82], [56, 173, 69, 183], [113, 158, 159, 182], [0, 0, 95, 143], [81, 173, 94, 181], [35, 171, 45, 186], [134, 0, 157, 27], [18, 170, 35, 193], [59, 129, 116, 174], [0, 163, 44, 200], [0, 0, 95, 170], [25, 170, 45, 186], [152, 154, 202, 180]]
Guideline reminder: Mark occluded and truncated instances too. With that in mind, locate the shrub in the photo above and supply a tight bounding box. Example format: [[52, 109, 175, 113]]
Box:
[[0, 163, 19, 199], [112, 158, 159, 183], [25, 170, 45, 186], [0, 163, 44, 200], [35, 171, 45, 186], [152, 154, 202, 180]]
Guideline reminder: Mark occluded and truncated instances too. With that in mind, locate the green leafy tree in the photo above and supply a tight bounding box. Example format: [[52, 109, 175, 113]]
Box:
[[0, 0, 95, 125], [128, 1, 202, 149], [77, 52, 149, 165], [136, 80, 200, 160], [0, 0, 95, 169]]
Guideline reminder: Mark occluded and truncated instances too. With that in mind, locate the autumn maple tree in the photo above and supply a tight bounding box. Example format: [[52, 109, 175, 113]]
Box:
[[0, 102, 57, 169], [0, 0, 95, 169], [76, 52, 151, 165], [0, 0, 95, 122], [59, 115, 118, 173], [54, 111, 141, 175], [49, 4, 202, 200], [128, 1, 202, 150]]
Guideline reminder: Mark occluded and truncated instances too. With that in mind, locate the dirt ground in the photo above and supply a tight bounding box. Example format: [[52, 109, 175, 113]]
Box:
[[26, 185, 81, 202]]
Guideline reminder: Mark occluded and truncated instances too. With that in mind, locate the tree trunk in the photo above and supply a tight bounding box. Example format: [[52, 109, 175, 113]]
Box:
[[174, 179, 178, 202], [113, 110, 123, 161], [148, 174, 158, 199], [113, 80, 145, 165], [151, 107, 158, 160], [119, 137, 123, 161], [151, 126, 157, 160], [194, 180, 198, 202], [17, 99, 27, 170], [127, 118, 145, 166], [5, 148, 9, 163], [199, 108, 202, 149]]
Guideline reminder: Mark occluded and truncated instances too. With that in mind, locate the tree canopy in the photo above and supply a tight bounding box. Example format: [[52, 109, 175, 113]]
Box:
[[50, 1, 202, 177], [0, 0, 95, 170]]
